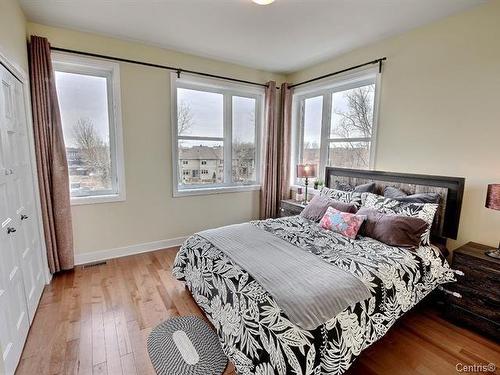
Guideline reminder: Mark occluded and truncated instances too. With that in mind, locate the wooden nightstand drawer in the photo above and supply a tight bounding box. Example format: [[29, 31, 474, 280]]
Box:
[[279, 200, 306, 217], [446, 284, 500, 322], [451, 257, 500, 299], [453, 252, 500, 276], [444, 303, 500, 342], [444, 242, 500, 341]]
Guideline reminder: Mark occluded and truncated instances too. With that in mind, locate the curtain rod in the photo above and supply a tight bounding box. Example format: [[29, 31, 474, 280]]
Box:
[[50, 47, 386, 91], [50, 46, 274, 88], [289, 57, 387, 89]]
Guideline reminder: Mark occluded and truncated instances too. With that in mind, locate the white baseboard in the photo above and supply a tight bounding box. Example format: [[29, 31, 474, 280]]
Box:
[[74, 236, 188, 265]]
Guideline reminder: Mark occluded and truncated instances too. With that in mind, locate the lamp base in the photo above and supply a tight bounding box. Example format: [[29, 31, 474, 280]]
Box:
[[485, 249, 500, 259]]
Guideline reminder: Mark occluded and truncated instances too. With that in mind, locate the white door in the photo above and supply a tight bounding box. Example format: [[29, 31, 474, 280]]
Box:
[[0, 62, 45, 374], [10, 74, 45, 321]]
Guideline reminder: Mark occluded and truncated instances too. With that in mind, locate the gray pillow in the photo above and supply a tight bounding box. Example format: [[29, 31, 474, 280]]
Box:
[[384, 186, 440, 204], [301, 194, 357, 222], [354, 182, 376, 193], [333, 181, 376, 193]]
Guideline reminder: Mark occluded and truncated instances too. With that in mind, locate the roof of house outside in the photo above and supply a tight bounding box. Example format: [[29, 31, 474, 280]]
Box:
[[179, 145, 223, 160]]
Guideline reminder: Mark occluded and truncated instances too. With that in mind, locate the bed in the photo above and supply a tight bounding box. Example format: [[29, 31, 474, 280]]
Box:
[[173, 168, 465, 375]]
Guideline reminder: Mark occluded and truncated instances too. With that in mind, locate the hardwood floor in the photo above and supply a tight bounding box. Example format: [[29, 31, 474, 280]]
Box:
[[17, 247, 499, 375]]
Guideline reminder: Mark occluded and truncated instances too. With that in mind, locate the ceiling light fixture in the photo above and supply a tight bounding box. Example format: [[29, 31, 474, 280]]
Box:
[[252, 0, 275, 5]]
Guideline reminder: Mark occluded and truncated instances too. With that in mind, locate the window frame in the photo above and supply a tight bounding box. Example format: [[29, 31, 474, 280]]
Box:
[[52, 52, 126, 205], [171, 73, 264, 197], [291, 68, 381, 186]]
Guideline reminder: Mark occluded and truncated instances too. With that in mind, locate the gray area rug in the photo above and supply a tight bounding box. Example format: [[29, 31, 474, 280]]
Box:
[[147, 316, 228, 375]]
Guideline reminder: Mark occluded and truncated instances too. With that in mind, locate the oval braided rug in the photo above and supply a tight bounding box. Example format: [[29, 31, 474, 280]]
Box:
[[147, 316, 228, 375]]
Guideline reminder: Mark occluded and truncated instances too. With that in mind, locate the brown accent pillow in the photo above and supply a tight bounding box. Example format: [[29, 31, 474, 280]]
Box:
[[301, 194, 357, 222], [357, 207, 428, 249]]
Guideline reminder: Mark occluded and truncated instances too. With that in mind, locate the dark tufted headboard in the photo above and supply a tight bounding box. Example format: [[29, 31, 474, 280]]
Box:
[[325, 167, 465, 241]]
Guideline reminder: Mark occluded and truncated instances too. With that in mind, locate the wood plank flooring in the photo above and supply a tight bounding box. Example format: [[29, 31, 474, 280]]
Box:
[[16, 247, 500, 375]]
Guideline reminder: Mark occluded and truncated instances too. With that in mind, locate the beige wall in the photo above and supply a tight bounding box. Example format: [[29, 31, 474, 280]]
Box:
[[27, 23, 284, 257], [287, 1, 500, 250], [0, 0, 28, 71]]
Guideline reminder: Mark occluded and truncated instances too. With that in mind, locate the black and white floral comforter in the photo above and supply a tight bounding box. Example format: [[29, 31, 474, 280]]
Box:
[[172, 216, 455, 375]]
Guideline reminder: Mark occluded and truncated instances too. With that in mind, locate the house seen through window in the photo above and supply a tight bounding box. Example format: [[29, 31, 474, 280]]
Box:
[[173, 74, 263, 195]]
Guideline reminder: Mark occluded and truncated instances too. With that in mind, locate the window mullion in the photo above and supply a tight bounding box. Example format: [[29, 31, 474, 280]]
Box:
[[298, 99, 305, 164], [177, 135, 224, 141], [106, 74, 118, 194], [294, 99, 305, 185], [223, 94, 232, 185], [319, 92, 331, 181], [328, 137, 371, 143]]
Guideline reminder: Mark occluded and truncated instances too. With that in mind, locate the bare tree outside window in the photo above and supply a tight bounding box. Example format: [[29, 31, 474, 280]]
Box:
[[332, 85, 374, 139], [232, 101, 256, 183], [177, 100, 194, 135], [54, 65, 124, 201], [71, 117, 112, 187], [329, 85, 375, 168], [298, 79, 377, 185], [232, 139, 256, 182]]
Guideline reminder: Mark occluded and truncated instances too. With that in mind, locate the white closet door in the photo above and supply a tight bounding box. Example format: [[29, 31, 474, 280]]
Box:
[[11, 76, 45, 321], [0, 64, 31, 375]]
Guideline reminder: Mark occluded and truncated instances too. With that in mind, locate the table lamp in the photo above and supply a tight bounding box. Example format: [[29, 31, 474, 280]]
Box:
[[297, 164, 317, 203], [485, 183, 500, 259]]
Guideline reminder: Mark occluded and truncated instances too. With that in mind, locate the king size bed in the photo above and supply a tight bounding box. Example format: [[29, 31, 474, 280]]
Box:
[[173, 168, 465, 375]]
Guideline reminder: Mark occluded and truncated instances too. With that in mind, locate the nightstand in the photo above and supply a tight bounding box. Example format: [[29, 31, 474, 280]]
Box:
[[279, 199, 306, 217], [443, 242, 500, 341]]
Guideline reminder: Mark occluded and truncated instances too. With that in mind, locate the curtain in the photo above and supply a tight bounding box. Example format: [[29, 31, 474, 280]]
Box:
[[278, 83, 292, 201], [260, 82, 278, 219], [29, 36, 74, 273], [260, 82, 292, 219]]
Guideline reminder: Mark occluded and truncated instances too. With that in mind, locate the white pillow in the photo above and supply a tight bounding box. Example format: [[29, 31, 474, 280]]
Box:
[[319, 187, 362, 208]]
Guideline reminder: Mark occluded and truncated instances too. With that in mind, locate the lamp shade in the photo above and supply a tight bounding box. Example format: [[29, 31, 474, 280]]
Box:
[[486, 184, 500, 210], [297, 164, 317, 178]]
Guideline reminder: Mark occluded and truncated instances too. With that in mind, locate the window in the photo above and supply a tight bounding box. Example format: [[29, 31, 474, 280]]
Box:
[[293, 69, 380, 184], [172, 73, 263, 196], [52, 53, 125, 204]]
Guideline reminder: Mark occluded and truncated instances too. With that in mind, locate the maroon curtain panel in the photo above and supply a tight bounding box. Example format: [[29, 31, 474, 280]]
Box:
[[29, 36, 74, 273], [260, 82, 292, 219], [278, 83, 292, 201]]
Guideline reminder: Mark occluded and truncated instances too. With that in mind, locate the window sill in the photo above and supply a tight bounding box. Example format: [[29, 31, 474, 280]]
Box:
[[174, 184, 261, 197], [71, 193, 126, 206]]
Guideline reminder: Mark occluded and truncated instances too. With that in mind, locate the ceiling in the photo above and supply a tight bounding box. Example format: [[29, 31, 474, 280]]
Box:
[[20, 0, 486, 74]]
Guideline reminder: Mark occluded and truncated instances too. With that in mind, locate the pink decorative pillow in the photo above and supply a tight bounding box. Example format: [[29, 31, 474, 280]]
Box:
[[319, 206, 366, 239]]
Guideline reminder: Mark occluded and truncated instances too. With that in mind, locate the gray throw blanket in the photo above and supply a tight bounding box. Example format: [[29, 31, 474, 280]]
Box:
[[198, 223, 371, 330]]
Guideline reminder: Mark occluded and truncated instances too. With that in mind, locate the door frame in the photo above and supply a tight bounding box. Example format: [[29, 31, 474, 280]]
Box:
[[0, 47, 51, 287]]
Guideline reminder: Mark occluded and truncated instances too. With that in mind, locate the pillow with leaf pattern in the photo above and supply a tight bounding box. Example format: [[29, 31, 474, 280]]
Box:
[[320, 187, 362, 208], [361, 192, 438, 246]]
